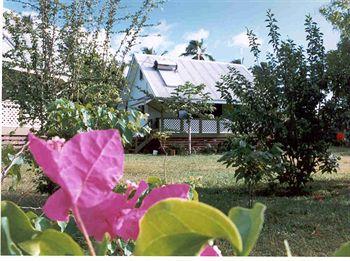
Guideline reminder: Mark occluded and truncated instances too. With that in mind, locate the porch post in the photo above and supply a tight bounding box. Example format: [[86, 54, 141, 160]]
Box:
[[160, 111, 164, 131], [217, 119, 220, 134]]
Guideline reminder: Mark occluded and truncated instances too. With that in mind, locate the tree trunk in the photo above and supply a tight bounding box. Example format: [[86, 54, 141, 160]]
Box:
[[188, 118, 192, 155]]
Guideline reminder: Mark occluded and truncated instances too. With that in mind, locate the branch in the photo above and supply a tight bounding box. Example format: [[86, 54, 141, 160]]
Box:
[[1, 142, 29, 182], [72, 206, 96, 256]]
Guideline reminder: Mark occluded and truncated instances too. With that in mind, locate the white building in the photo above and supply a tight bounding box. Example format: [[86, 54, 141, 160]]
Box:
[[125, 54, 253, 152]]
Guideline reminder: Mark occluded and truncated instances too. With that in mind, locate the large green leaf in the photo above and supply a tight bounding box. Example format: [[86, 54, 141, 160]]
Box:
[[134, 199, 242, 256], [334, 242, 350, 257], [19, 229, 84, 256], [1, 217, 23, 255], [1, 201, 38, 243], [1, 201, 83, 256], [228, 202, 266, 256]]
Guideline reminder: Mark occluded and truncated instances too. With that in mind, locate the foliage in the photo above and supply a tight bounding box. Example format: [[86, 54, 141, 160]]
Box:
[[165, 82, 215, 154], [219, 138, 283, 206], [44, 98, 150, 143], [3, 0, 163, 130], [32, 98, 150, 194], [141, 47, 168, 56], [1, 200, 83, 255], [228, 203, 266, 256], [320, 0, 350, 136], [135, 199, 251, 256], [217, 11, 338, 192], [180, 39, 215, 61], [1, 145, 26, 190], [320, 0, 350, 39]]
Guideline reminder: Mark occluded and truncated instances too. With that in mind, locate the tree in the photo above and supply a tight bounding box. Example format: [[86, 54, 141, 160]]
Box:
[[320, 0, 350, 140], [141, 47, 168, 56], [180, 39, 214, 61], [231, 58, 242, 64], [166, 82, 214, 155], [320, 0, 350, 39], [3, 0, 163, 132], [217, 10, 338, 193]]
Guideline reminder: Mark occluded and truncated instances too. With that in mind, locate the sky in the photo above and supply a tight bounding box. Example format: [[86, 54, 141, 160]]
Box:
[[4, 0, 340, 67]]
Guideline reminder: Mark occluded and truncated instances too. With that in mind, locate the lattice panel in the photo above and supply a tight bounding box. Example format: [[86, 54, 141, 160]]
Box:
[[183, 119, 200, 133], [202, 120, 217, 133], [219, 119, 231, 133], [2, 101, 21, 127], [2, 100, 41, 129], [163, 118, 181, 131]]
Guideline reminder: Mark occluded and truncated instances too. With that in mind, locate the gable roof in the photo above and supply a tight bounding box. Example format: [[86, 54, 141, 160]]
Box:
[[130, 53, 253, 103]]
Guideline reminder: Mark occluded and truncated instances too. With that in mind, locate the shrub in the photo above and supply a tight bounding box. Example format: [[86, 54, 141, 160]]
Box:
[[217, 11, 339, 193], [219, 138, 283, 206]]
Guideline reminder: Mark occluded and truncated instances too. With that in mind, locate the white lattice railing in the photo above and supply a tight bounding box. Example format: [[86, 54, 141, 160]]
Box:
[[1, 100, 41, 129], [159, 118, 231, 134]]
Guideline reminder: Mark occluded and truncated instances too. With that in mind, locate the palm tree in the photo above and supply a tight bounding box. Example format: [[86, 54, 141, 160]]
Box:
[[141, 47, 168, 56], [180, 39, 214, 61], [231, 58, 242, 64]]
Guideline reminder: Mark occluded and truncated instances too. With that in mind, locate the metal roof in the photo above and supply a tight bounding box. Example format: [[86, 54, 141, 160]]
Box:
[[132, 54, 253, 103]]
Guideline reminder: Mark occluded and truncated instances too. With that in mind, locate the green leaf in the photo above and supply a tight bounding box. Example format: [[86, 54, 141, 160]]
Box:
[[334, 242, 350, 257], [147, 176, 163, 186], [1, 217, 23, 255], [134, 199, 242, 256], [228, 202, 266, 256], [34, 217, 54, 231], [25, 211, 38, 224], [1, 201, 38, 243], [95, 233, 110, 256], [19, 229, 84, 256]]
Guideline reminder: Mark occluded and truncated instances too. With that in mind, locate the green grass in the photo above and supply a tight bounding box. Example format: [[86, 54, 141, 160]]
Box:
[[2, 147, 350, 256]]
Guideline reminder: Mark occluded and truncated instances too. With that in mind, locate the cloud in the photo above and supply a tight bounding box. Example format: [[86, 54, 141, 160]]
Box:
[[183, 28, 210, 41], [113, 20, 174, 57], [167, 43, 187, 58], [164, 28, 210, 59], [228, 32, 263, 48]]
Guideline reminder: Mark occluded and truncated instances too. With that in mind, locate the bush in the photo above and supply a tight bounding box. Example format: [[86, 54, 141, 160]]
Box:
[[219, 137, 283, 206], [217, 11, 339, 193], [34, 98, 151, 195]]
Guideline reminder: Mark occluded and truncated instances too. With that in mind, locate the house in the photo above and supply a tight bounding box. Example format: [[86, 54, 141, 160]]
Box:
[[126, 54, 253, 153]]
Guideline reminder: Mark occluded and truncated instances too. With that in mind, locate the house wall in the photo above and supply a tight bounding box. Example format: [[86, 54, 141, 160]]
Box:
[[127, 62, 152, 108]]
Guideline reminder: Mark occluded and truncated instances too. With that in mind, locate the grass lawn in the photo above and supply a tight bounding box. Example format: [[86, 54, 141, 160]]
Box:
[[2, 147, 350, 256]]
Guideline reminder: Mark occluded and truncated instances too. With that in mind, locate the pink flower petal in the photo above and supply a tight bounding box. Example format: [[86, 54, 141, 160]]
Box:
[[28, 133, 62, 185], [140, 184, 190, 210], [126, 180, 149, 207], [59, 129, 124, 207], [114, 208, 146, 241], [200, 245, 222, 256], [78, 192, 126, 241], [43, 188, 71, 222]]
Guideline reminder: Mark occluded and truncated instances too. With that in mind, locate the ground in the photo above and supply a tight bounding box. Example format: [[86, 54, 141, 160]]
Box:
[[1, 147, 350, 256]]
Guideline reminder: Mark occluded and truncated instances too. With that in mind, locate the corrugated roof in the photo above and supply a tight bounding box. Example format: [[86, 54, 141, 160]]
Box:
[[133, 54, 253, 103]]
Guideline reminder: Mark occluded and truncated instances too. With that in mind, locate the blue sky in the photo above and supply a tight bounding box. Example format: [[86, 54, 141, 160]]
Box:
[[5, 0, 340, 67]]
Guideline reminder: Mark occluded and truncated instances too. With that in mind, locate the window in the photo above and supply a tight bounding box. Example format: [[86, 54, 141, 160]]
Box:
[[158, 69, 183, 87]]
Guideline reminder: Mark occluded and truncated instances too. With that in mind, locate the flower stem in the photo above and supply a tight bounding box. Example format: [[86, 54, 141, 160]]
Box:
[[73, 206, 96, 256]]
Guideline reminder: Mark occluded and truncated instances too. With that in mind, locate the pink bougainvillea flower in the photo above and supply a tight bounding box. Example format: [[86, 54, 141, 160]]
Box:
[[64, 181, 190, 241], [114, 182, 191, 241], [29, 130, 190, 242], [200, 245, 222, 256], [29, 129, 125, 221], [47, 136, 66, 151]]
